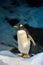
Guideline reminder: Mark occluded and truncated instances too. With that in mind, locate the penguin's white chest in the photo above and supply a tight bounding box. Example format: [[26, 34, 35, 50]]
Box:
[[17, 30, 30, 54]]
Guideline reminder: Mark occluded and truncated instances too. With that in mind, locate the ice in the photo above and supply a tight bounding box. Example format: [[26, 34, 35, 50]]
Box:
[[0, 51, 43, 65], [0, 60, 8, 65]]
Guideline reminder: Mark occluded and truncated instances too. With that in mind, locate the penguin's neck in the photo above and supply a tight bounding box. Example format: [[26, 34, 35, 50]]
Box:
[[18, 27, 28, 38], [19, 27, 23, 30]]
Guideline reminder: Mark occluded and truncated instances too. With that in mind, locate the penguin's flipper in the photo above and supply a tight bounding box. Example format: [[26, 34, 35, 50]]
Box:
[[28, 35, 36, 46]]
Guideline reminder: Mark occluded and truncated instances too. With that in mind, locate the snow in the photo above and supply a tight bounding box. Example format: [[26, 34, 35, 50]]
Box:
[[0, 51, 43, 65]]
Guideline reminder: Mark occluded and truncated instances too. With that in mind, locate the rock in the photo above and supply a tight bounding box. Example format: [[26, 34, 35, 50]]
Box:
[[5, 17, 8, 20], [11, 0, 20, 6], [5, 18, 20, 26], [23, 24, 43, 54], [9, 10, 13, 13], [10, 48, 20, 54], [24, 24, 43, 46], [26, 0, 42, 7], [13, 34, 17, 41], [3, 6, 9, 10]]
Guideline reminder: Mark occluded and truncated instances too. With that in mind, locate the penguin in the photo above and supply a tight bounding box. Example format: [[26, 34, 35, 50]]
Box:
[[13, 24, 36, 58]]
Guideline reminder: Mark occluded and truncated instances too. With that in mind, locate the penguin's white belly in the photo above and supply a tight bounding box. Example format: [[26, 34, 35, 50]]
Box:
[[17, 30, 30, 54]]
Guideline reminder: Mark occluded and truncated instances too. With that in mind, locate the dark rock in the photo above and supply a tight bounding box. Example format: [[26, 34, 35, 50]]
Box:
[[3, 6, 9, 10], [23, 24, 43, 46], [9, 10, 13, 13], [11, 0, 20, 6], [26, 0, 42, 7], [5, 17, 20, 26], [5, 17, 9, 20], [23, 24, 43, 54], [13, 34, 17, 41], [24, 19, 27, 21], [10, 48, 20, 53]]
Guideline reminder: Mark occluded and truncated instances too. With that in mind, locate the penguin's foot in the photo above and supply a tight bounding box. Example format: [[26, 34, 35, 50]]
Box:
[[22, 54, 30, 58]]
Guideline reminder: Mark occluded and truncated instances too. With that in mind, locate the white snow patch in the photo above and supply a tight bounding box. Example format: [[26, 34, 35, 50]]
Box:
[[0, 51, 43, 65]]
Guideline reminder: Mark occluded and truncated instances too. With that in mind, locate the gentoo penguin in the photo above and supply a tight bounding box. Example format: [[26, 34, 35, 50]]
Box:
[[13, 24, 36, 58]]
